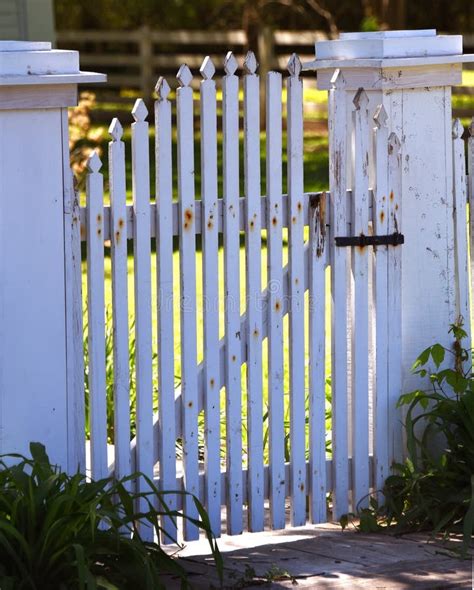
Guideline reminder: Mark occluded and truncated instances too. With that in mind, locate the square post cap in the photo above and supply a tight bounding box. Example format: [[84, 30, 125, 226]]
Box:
[[302, 30, 474, 90], [0, 41, 106, 109]]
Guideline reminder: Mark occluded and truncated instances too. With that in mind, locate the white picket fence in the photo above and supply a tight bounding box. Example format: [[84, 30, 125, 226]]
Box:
[[64, 50, 473, 543]]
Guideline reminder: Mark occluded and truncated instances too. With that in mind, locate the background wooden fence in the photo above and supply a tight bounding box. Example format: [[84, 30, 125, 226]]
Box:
[[57, 28, 474, 94], [57, 27, 331, 97]]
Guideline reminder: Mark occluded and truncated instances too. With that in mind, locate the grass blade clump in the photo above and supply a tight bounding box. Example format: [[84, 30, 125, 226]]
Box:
[[0, 443, 222, 589]]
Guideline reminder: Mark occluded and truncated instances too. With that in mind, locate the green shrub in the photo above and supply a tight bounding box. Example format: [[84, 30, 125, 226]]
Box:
[[0, 443, 222, 589], [342, 322, 474, 555]]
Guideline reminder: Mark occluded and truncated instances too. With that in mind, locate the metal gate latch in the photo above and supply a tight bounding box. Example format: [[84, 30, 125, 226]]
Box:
[[335, 232, 404, 247]]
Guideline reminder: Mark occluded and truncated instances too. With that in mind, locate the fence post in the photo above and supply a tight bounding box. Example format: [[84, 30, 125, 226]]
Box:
[[258, 26, 274, 127], [0, 41, 105, 470], [306, 30, 474, 462], [139, 25, 153, 99]]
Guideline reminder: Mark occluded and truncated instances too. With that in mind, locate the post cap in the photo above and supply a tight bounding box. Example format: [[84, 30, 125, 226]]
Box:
[[0, 40, 106, 86], [303, 29, 474, 90], [307, 29, 473, 66]]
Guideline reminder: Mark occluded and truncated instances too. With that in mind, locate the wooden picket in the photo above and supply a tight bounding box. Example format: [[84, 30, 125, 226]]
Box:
[[287, 53, 306, 526], [155, 77, 177, 542], [222, 51, 243, 536], [308, 190, 327, 523], [200, 56, 221, 537], [176, 64, 200, 541], [131, 99, 155, 540], [469, 120, 474, 335], [351, 89, 370, 510], [86, 152, 108, 482], [109, 118, 131, 485], [452, 119, 470, 346], [387, 132, 403, 467], [78, 54, 411, 541], [243, 51, 265, 532], [63, 127, 85, 474], [372, 105, 390, 496], [266, 69, 285, 530], [328, 70, 349, 519]]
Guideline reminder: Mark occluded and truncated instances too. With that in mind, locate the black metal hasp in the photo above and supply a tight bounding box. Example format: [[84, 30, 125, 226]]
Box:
[[335, 232, 404, 247]]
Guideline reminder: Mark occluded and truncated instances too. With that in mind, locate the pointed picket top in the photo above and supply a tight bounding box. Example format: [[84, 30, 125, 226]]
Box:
[[155, 76, 171, 100], [200, 56, 216, 80], [353, 87, 369, 110], [452, 118, 464, 140], [87, 150, 102, 173], [373, 104, 388, 129], [243, 51, 258, 75], [287, 53, 302, 78], [109, 117, 123, 141], [132, 98, 148, 122], [330, 68, 345, 90], [177, 63, 193, 87], [469, 117, 474, 137], [224, 51, 238, 76], [388, 131, 401, 154]]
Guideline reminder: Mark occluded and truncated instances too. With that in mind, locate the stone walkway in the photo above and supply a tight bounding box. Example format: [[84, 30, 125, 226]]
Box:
[[163, 523, 472, 589]]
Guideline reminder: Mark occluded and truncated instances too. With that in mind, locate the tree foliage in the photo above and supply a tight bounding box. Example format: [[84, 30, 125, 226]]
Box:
[[54, 0, 473, 34]]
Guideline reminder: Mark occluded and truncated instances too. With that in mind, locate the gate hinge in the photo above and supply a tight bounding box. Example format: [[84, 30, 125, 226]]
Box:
[[335, 232, 404, 248]]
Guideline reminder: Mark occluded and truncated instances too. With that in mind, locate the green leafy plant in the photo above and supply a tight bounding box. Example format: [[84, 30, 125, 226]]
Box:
[[0, 442, 222, 589], [341, 321, 474, 555]]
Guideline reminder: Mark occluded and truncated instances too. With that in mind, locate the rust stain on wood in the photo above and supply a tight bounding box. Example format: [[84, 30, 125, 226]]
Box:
[[184, 207, 193, 230]]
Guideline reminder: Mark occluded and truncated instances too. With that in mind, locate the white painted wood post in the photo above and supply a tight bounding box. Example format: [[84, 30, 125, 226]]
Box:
[[307, 30, 474, 465], [0, 41, 104, 470]]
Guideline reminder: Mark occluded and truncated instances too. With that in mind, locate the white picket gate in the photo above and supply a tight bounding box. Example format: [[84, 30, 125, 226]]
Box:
[[64, 50, 472, 543]]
